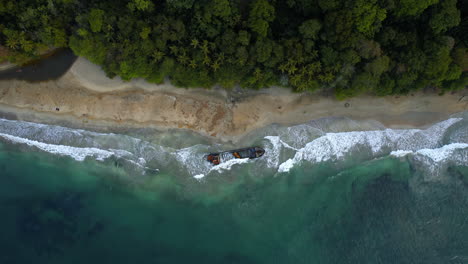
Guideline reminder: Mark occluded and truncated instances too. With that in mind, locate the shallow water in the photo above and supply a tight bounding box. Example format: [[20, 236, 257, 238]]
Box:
[[0, 114, 467, 263]]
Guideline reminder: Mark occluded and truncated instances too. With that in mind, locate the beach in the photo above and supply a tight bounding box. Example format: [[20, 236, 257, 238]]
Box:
[[0, 57, 466, 142], [0, 57, 467, 264], [1, 0, 467, 260]]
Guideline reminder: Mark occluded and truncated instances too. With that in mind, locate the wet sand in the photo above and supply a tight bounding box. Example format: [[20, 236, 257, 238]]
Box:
[[0, 57, 466, 142]]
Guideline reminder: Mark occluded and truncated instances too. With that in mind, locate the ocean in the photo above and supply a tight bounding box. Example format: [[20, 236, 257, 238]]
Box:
[[0, 113, 467, 264]]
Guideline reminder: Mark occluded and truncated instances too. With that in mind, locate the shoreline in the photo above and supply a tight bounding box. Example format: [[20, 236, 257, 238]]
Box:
[[0, 57, 467, 142]]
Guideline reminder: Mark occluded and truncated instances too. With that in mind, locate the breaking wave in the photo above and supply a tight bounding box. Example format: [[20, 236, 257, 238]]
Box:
[[277, 118, 467, 173], [0, 132, 115, 161], [0, 113, 467, 180]]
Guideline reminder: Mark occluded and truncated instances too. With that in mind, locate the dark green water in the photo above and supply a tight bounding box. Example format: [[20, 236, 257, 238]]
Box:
[[1, 140, 467, 264]]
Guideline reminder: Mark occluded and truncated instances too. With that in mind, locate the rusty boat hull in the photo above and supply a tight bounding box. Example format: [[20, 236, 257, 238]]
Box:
[[205, 146, 265, 165]]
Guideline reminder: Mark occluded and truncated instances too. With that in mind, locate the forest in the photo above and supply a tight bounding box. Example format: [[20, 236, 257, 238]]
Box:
[[0, 0, 467, 98]]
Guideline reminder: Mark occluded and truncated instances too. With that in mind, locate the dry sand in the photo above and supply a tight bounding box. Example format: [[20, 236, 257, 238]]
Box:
[[0, 57, 467, 142]]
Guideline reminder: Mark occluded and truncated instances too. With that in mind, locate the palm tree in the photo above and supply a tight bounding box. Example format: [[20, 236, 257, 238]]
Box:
[[287, 64, 297, 75], [189, 59, 197, 68], [203, 56, 211, 66], [319, 72, 334, 83], [217, 52, 225, 63], [201, 40, 209, 54], [211, 61, 220, 71], [152, 50, 165, 62], [6, 37, 19, 49], [191, 39, 199, 48], [169, 45, 178, 55], [253, 68, 262, 80], [278, 63, 287, 73], [177, 54, 189, 65]]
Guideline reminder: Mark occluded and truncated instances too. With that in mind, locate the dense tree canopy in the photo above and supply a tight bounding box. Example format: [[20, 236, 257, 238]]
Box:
[[0, 0, 466, 98]]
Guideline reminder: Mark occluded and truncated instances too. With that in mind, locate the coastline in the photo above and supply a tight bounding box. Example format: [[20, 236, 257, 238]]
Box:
[[0, 57, 467, 142]]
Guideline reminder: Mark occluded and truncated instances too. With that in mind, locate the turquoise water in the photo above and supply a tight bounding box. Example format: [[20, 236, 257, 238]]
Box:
[[0, 115, 467, 263]]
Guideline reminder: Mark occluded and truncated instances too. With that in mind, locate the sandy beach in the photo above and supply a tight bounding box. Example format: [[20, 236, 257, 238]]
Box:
[[0, 57, 466, 142]]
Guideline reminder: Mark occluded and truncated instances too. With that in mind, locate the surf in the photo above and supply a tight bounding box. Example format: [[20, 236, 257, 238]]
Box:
[[0, 112, 466, 180]]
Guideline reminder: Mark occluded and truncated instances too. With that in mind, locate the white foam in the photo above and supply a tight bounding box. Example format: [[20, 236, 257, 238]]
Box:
[[1, 116, 465, 180], [265, 136, 298, 150], [389, 150, 413, 157], [264, 136, 282, 168], [416, 143, 468, 162], [281, 124, 325, 148], [209, 158, 250, 173], [393, 143, 468, 182], [277, 118, 463, 173], [263, 136, 298, 168], [278, 159, 295, 173], [391, 143, 468, 162], [138, 157, 147, 166], [174, 145, 212, 176], [0, 132, 114, 161], [189, 157, 250, 179], [175, 146, 200, 164], [193, 174, 205, 180]]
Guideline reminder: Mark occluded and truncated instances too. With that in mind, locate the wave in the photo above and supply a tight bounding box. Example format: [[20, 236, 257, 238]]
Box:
[[0, 118, 157, 174], [391, 143, 468, 181], [0, 132, 115, 161], [194, 158, 251, 180], [390, 143, 468, 162], [277, 118, 466, 173], [0, 115, 466, 180]]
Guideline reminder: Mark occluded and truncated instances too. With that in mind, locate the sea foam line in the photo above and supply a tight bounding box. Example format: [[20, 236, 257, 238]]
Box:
[[193, 158, 250, 180], [391, 143, 468, 162], [278, 118, 463, 173], [0, 132, 115, 161]]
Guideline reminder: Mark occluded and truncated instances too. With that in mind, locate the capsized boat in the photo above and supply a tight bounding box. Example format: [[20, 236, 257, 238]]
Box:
[[205, 146, 265, 165]]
